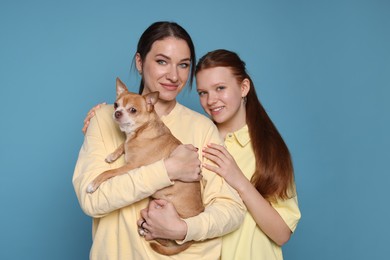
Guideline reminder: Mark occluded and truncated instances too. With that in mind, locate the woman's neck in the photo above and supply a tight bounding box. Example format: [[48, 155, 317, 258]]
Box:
[[154, 99, 177, 118], [141, 89, 177, 117]]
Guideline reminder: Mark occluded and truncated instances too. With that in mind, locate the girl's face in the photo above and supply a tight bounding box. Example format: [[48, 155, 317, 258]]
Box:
[[196, 67, 249, 133], [136, 37, 191, 102]]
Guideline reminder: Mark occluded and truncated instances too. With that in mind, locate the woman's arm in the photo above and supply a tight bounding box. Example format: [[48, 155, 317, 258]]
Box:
[[136, 124, 246, 243], [73, 105, 202, 217], [202, 143, 292, 246]]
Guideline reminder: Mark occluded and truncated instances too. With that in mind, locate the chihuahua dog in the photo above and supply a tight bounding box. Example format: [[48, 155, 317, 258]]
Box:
[[86, 78, 204, 255]]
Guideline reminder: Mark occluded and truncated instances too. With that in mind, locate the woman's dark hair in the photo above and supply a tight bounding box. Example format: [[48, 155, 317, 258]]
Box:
[[134, 21, 196, 94], [195, 49, 295, 201]]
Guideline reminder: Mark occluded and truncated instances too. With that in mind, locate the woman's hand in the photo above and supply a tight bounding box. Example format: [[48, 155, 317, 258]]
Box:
[[82, 103, 106, 134], [164, 144, 202, 182], [202, 143, 246, 192], [137, 199, 187, 241]]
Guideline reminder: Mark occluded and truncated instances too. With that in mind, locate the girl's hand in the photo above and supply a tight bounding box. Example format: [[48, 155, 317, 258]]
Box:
[[137, 199, 187, 241], [82, 103, 106, 134], [202, 143, 246, 191]]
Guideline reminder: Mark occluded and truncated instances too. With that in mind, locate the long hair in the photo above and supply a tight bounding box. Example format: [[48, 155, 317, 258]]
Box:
[[134, 21, 196, 94], [195, 49, 294, 201]]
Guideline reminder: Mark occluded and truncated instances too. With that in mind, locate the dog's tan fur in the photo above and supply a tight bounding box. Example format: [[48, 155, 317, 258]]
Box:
[[87, 78, 204, 255]]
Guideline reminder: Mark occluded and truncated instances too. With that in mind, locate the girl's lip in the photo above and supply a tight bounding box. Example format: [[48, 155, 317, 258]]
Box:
[[209, 106, 224, 116], [210, 106, 224, 112]]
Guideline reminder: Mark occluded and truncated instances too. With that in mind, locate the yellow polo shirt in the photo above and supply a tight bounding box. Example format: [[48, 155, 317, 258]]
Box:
[[73, 103, 245, 260], [221, 125, 301, 260]]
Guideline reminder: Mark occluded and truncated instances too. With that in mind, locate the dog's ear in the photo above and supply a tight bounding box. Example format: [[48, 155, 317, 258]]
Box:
[[144, 91, 159, 112], [116, 77, 128, 97]]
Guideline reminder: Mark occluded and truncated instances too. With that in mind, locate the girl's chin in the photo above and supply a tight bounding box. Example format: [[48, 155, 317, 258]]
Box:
[[210, 115, 225, 124]]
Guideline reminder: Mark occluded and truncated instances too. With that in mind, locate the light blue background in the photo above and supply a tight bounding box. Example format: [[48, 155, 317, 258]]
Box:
[[1, 0, 389, 259]]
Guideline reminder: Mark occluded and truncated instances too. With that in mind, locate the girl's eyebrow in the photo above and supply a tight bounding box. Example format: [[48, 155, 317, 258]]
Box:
[[211, 82, 226, 87]]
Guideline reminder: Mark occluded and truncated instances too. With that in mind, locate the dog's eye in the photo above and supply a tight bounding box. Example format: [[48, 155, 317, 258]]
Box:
[[129, 107, 137, 113], [114, 102, 118, 109]]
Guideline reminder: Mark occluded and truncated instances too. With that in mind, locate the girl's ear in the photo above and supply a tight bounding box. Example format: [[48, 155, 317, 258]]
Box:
[[241, 78, 250, 97], [135, 53, 143, 74]]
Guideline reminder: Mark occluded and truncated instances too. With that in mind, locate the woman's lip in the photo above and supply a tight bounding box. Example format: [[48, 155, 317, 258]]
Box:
[[161, 83, 179, 91]]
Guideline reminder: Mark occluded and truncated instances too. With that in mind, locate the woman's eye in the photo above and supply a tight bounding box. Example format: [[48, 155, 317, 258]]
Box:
[[217, 86, 225, 91], [197, 91, 206, 96], [179, 63, 189, 68], [157, 60, 167, 65]]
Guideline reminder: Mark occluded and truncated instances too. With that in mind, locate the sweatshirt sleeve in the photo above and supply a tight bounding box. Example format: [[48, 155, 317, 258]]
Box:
[[179, 124, 246, 243], [72, 105, 173, 218], [181, 171, 246, 242]]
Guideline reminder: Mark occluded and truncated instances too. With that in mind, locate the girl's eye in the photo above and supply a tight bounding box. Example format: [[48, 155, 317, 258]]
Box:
[[129, 107, 137, 113], [197, 91, 206, 97], [216, 86, 226, 91], [157, 60, 167, 65], [114, 102, 118, 109]]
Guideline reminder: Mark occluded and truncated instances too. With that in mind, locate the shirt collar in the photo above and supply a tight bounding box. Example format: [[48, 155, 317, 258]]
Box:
[[227, 125, 250, 147]]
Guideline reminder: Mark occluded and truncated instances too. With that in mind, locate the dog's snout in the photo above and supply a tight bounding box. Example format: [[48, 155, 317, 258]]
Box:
[[115, 111, 122, 119]]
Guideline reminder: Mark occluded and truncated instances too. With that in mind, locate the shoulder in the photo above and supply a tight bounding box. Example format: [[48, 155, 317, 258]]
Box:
[[174, 103, 215, 126], [166, 103, 222, 145], [88, 104, 123, 141], [94, 104, 114, 120], [93, 104, 117, 129]]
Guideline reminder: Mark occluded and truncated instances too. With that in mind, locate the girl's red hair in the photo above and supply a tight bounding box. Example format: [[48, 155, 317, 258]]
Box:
[[196, 49, 295, 201]]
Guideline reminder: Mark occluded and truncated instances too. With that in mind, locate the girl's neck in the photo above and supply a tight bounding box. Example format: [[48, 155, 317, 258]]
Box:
[[217, 120, 246, 140], [217, 105, 247, 140]]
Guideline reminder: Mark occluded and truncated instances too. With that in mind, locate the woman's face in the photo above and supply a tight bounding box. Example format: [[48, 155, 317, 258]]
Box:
[[136, 37, 191, 102], [196, 66, 249, 130]]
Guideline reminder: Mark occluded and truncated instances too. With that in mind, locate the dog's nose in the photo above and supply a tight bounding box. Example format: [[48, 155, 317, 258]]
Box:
[[115, 111, 122, 119]]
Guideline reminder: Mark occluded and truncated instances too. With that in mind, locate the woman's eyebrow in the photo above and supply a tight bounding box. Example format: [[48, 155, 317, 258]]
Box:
[[155, 53, 191, 62]]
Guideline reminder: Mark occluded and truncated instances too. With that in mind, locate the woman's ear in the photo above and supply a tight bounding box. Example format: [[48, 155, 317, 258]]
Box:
[[135, 53, 143, 74], [241, 78, 250, 97]]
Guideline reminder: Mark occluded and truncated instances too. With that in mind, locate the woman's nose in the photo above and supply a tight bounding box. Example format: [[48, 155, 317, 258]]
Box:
[[166, 66, 178, 82]]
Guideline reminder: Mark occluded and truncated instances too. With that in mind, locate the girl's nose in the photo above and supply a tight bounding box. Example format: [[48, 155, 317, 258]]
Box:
[[207, 93, 217, 105]]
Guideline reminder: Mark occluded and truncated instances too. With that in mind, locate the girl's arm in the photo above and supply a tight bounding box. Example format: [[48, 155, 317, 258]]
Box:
[[202, 143, 292, 246]]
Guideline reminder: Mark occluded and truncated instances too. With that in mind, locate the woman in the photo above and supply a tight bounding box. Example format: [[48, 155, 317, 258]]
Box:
[[74, 23, 245, 260], [194, 49, 301, 259]]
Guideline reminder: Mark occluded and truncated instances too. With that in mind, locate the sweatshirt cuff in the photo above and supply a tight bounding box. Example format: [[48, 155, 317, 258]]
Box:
[[142, 159, 174, 190], [176, 216, 202, 244]]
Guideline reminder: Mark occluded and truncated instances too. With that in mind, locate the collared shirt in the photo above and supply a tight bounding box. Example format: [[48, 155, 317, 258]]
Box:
[[222, 125, 301, 260]]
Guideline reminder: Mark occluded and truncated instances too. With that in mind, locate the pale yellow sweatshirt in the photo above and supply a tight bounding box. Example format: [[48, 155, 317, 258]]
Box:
[[73, 103, 245, 260]]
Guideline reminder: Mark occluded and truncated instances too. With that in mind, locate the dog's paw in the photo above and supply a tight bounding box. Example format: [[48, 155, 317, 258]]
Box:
[[86, 183, 97, 193], [105, 154, 116, 163]]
